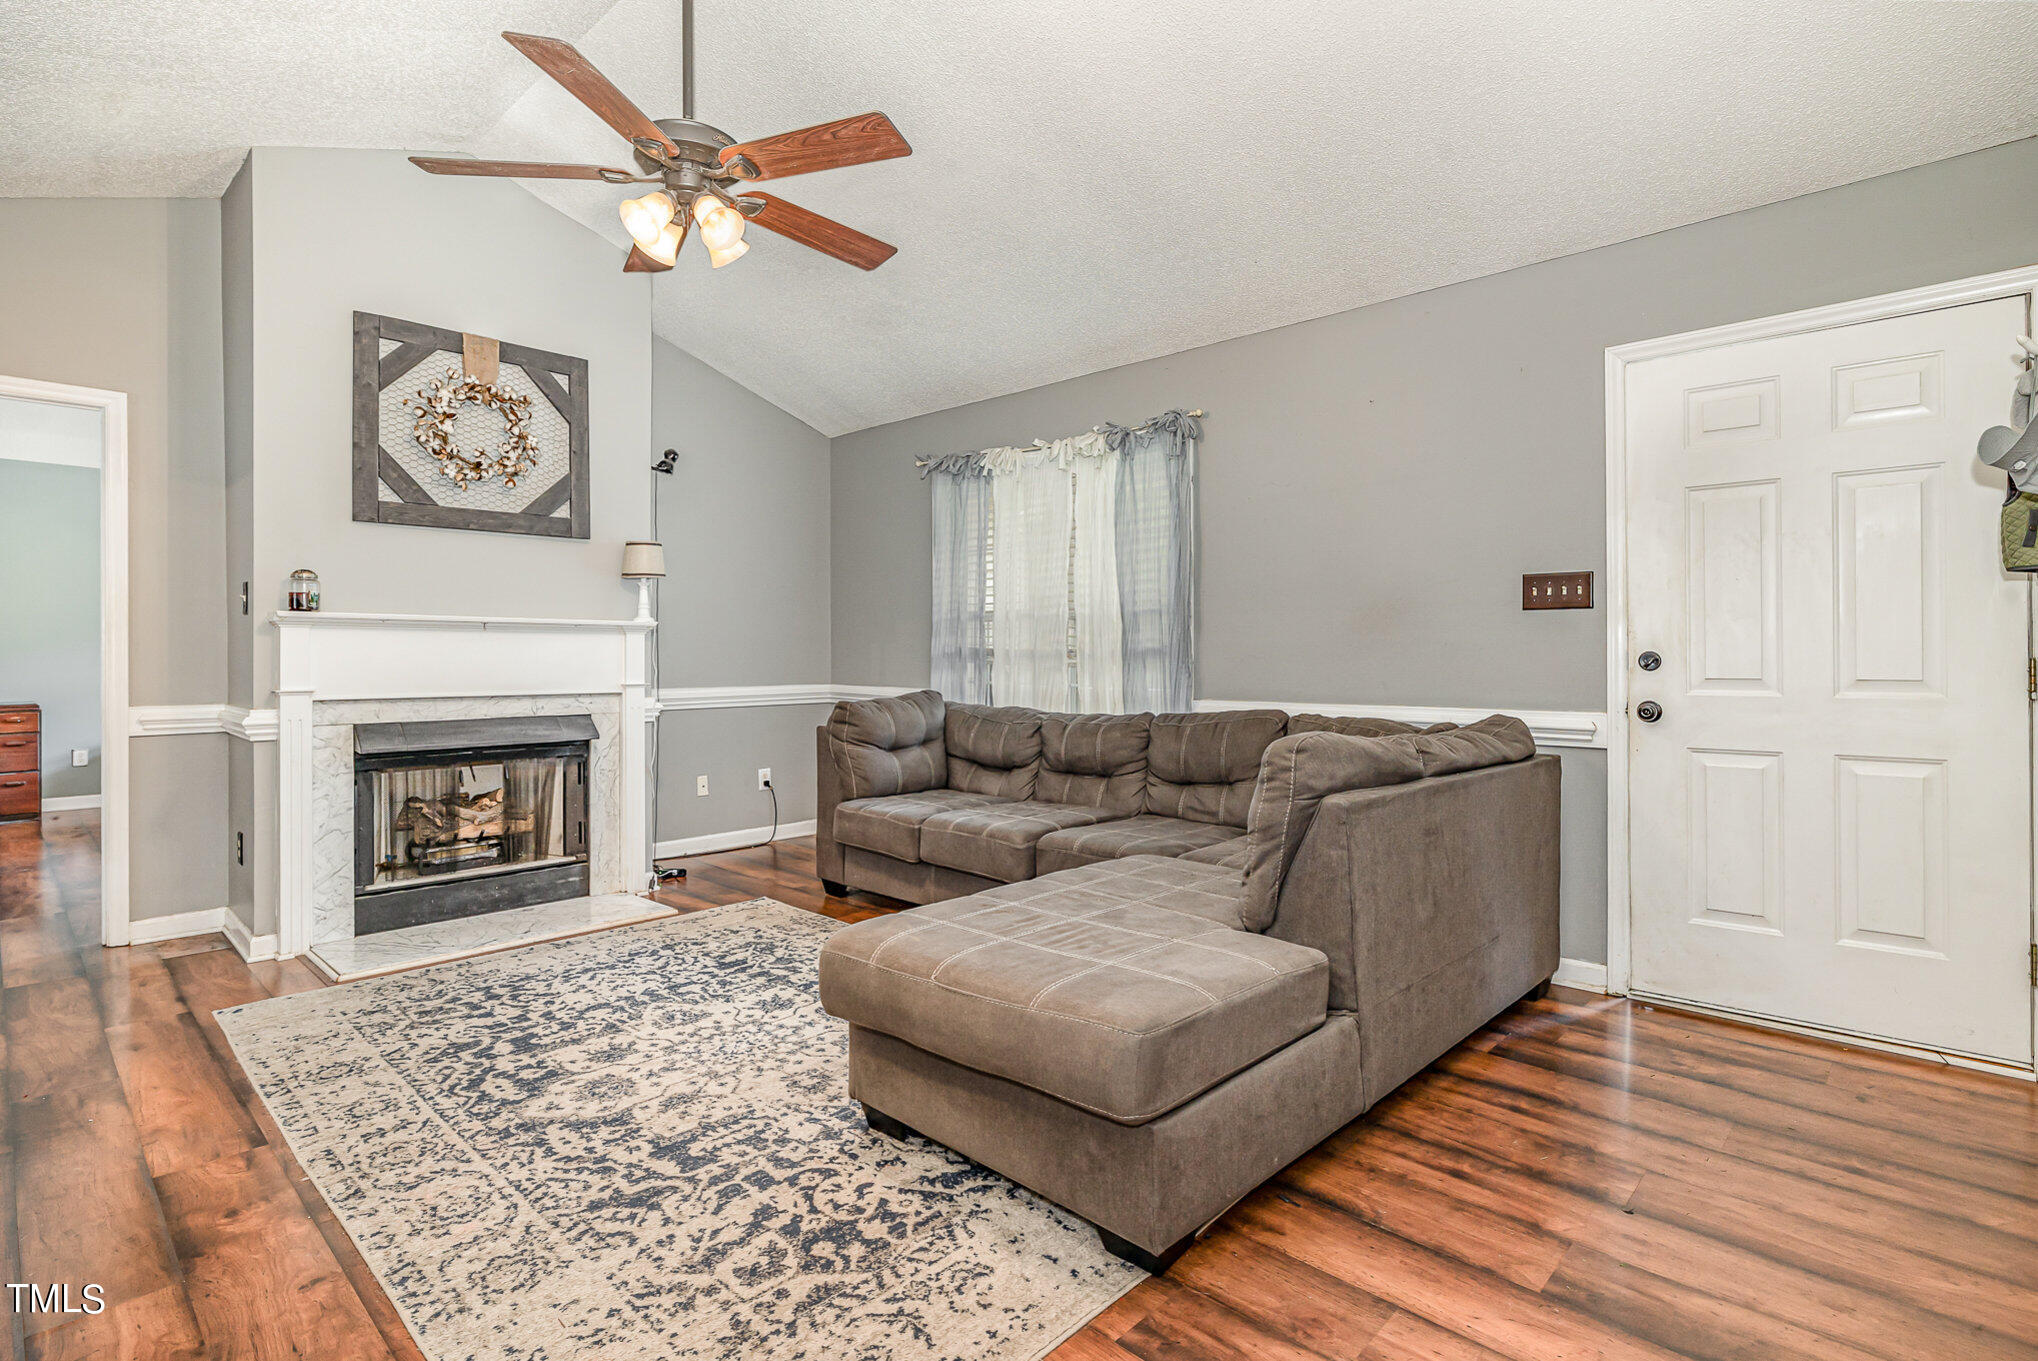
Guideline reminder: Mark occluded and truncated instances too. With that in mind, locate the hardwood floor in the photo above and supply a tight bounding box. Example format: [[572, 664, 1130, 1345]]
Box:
[[5, 812, 2036, 1359]]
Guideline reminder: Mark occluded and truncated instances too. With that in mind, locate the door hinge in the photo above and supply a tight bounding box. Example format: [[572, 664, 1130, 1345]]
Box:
[[2031, 943, 2037, 988], [2028, 658, 2036, 700]]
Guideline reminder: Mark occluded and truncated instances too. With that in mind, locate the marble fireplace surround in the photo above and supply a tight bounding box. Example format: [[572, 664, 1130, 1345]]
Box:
[[309, 694, 624, 946], [275, 612, 653, 960]]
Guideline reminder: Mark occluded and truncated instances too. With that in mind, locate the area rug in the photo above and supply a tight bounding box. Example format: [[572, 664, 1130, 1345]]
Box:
[[217, 899, 1141, 1361]]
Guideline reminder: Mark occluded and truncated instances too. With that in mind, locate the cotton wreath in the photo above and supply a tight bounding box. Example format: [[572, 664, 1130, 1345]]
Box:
[[406, 367, 540, 489]]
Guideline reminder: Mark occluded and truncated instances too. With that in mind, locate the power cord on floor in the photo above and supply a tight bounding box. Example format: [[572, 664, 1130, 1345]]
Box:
[[652, 778, 778, 882]]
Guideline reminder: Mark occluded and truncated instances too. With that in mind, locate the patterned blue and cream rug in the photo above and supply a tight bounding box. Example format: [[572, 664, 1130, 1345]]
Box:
[[218, 899, 1140, 1361]]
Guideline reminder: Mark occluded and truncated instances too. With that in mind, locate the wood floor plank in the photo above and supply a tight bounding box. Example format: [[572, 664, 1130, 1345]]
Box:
[[1168, 1231, 1398, 1357], [1540, 1243, 1892, 1361], [1359, 1310, 1513, 1361], [1224, 1192, 1690, 1361], [10, 1082, 183, 1333], [107, 1011, 263, 1178], [1434, 1046, 2038, 1237], [1116, 1277, 1340, 1361], [4, 975, 119, 1102], [22, 1284, 206, 1361], [1411, 1070, 2038, 1287], [155, 1146, 395, 1361]]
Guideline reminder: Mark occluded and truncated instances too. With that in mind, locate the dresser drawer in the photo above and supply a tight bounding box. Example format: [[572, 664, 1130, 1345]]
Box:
[[0, 773, 39, 820], [0, 738, 35, 773], [0, 710, 38, 736]]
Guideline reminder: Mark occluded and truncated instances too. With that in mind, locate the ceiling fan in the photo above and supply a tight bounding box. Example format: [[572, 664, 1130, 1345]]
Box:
[[411, 1, 908, 274]]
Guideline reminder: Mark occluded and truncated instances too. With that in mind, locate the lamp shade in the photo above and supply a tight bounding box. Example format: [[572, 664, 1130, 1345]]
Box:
[[621, 541, 666, 579]]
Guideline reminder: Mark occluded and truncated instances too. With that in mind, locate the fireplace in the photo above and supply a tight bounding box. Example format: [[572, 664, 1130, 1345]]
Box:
[[352, 715, 594, 935]]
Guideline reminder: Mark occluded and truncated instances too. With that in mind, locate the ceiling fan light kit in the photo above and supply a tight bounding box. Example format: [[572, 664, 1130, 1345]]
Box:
[[412, 5, 908, 277]]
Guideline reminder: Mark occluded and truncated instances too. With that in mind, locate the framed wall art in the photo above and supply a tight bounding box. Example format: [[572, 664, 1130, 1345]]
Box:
[[352, 311, 590, 539]]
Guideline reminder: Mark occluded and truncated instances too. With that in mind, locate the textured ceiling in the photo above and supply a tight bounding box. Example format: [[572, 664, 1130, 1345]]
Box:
[[8, 2, 2038, 435]]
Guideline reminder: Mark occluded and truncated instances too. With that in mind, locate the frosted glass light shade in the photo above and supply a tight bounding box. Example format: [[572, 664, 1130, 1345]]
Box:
[[643, 220, 686, 266], [692, 194, 746, 251], [619, 191, 676, 248], [620, 540, 666, 578], [706, 237, 749, 269]]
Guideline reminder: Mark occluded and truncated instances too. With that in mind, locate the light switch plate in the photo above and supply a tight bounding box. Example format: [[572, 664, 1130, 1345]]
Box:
[[1523, 571, 1594, 610], [70, 749, 88, 767], [696, 775, 710, 796]]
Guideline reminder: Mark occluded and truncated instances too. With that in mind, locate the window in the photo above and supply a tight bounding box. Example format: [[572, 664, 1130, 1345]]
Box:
[[929, 413, 1197, 713]]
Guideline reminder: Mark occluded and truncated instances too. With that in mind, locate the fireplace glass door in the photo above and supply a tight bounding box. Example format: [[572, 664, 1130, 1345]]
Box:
[[362, 751, 586, 891]]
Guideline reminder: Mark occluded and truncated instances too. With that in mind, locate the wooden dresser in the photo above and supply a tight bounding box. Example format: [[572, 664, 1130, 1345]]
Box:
[[0, 705, 40, 822]]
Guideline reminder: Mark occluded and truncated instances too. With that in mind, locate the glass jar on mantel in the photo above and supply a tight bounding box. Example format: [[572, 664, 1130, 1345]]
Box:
[[288, 569, 320, 612]]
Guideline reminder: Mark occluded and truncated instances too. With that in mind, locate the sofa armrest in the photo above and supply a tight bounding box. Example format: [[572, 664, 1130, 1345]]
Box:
[[816, 724, 845, 883], [1269, 754, 1561, 1107]]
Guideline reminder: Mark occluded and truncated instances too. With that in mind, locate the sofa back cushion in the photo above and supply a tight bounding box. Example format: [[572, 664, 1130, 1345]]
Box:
[[1238, 716, 1539, 932], [1035, 713, 1152, 814], [826, 690, 946, 799], [1145, 709, 1288, 826], [944, 704, 1044, 799], [1240, 732, 1427, 931], [1411, 714, 1536, 776], [1289, 713, 1451, 738]]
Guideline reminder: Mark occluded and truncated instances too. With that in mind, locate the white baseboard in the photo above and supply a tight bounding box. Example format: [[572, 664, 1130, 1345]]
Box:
[[655, 818, 818, 859], [222, 912, 279, 963], [1553, 957, 1608, 993], [128, 906, 227, 944], [40, 794, 103, 812]]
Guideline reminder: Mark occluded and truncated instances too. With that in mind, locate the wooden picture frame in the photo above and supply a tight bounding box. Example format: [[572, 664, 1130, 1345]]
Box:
[[352, 311, 590, 539]]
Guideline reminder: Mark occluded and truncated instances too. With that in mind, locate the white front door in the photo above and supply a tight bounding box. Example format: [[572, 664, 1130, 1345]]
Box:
[[1625, 296, 2033, 1065]]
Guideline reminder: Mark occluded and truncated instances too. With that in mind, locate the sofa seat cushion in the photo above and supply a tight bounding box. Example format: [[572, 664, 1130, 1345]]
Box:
[[919, 801, 1121, 881], [1179, 836, 1248, 871], [834, 790, 1019, 864], [818, 857, 1329, 1124], [1036, 814, 1243, 875]]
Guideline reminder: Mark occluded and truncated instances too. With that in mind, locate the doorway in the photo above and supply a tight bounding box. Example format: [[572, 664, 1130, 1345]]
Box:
[[0, 377, 128, 946], [1607, 275, 2036, 1070]]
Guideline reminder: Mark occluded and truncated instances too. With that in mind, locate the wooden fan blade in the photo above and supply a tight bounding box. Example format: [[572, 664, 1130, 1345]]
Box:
[[410, 157, 629, 180], [502, 32, 678, 156], [744, 194, 897, 270], [720, 112, 909, 181], [624, 245, 673, 273]]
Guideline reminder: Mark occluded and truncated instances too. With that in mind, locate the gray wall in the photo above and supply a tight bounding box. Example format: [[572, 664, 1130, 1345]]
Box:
[[647, 337, 833, 844], [224, 147, 655, 935], [0, 199, 229, 921], [240, 148, 656, 699], [829, 135, 2038, 966], [0, 455, 100, 797]]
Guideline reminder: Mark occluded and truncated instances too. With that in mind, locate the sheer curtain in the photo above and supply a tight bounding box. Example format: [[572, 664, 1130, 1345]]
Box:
[[1070, 447, 1125, 712], [1105, 410, 1198, 711], [926, 411, 1194, 713], [930, 466, 992, 703]]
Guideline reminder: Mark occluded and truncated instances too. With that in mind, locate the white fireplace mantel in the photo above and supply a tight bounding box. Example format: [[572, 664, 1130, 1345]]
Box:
[[271, 610, 654, 959]]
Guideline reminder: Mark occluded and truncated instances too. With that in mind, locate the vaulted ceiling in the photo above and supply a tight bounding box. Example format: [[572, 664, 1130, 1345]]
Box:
[[9, 1, 2038, 434]]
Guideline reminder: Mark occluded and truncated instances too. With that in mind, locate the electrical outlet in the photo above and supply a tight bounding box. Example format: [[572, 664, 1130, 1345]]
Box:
[[757, 767, 772, 790], [696, 774, 710, 797], [235, 831, 244, 866], [70, 749, 88, 768]]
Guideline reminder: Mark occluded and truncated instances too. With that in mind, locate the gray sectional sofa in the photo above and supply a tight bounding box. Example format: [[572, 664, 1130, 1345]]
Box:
[[813, 692, 1560, 1271]]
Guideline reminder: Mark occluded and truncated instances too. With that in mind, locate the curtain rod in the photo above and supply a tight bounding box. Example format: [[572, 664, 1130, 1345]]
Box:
[[914, 409, 1205, 467]]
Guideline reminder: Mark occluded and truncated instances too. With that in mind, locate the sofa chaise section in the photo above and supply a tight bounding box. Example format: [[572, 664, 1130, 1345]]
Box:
[[821, 718, 1560, 1271]]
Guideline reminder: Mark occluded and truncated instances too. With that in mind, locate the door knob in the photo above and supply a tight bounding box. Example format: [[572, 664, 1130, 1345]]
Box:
[[1636, 700, 1663, 723], [1637, 650, 1661, 671]]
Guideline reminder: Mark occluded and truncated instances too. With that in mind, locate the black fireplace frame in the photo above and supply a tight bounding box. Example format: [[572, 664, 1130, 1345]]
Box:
[[352, 715, 593, 936]]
